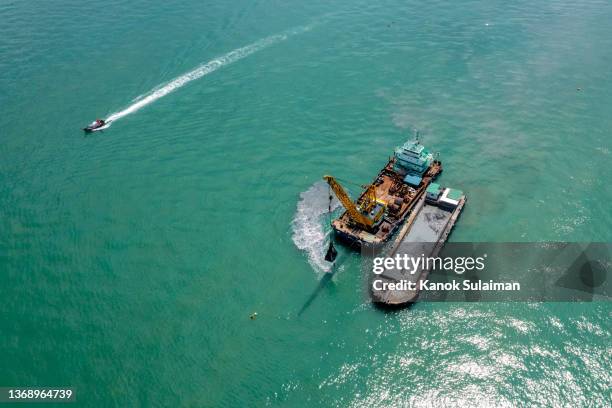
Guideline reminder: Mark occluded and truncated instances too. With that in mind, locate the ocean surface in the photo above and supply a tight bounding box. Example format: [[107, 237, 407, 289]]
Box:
[[1, 0, 610, 406]]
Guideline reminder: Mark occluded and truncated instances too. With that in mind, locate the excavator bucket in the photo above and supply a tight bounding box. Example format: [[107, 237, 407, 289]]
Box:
[[324, 241, 338, 262]]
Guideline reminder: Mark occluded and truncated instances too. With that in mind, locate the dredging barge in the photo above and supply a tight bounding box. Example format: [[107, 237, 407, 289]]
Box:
[[322, 137, 466, 305], [324, 139, 442, 248]]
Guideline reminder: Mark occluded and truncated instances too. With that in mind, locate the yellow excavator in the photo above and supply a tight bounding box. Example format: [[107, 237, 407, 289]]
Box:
[[323, 175, 387, 231]]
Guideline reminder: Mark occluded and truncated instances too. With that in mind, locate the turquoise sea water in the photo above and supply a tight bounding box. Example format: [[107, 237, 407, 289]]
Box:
[[1, 0, 610, 406]]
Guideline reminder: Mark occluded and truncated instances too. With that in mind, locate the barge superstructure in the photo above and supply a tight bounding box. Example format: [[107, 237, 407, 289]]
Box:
[[324, 139, 442, 248]]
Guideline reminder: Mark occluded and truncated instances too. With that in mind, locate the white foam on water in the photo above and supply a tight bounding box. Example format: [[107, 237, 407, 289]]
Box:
[[105, 24, 313, 125], [292, 182, 340, 273]]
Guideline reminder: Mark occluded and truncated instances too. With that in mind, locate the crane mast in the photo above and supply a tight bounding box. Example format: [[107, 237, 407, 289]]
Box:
[[323, 175, 385, 231]]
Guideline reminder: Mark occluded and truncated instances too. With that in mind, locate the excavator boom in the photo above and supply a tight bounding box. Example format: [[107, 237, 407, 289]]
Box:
[[323, 175, 375, 229]]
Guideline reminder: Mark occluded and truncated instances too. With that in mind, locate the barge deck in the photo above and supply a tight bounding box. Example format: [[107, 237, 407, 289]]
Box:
[[330, 140, 442, 248], [371, 191, 466, 305]]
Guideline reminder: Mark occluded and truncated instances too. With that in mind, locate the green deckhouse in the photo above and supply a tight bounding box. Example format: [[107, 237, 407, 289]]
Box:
[[393, 140, 434, 176]]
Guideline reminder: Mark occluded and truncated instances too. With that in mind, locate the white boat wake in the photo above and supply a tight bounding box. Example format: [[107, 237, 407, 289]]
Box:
[[292, 182, 340, 273], [105, 24, 313, 125]]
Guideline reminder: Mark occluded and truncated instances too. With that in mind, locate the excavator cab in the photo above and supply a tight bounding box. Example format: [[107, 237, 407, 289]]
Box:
[[356, 184, 386, 227], [365, 199, 386, 226]]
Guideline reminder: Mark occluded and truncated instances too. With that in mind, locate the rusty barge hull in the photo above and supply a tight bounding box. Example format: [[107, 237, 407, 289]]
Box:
[[331, 158, 442, 248]]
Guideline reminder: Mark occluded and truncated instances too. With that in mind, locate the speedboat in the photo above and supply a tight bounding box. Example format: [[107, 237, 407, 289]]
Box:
[[83, 119, 109, 132]]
